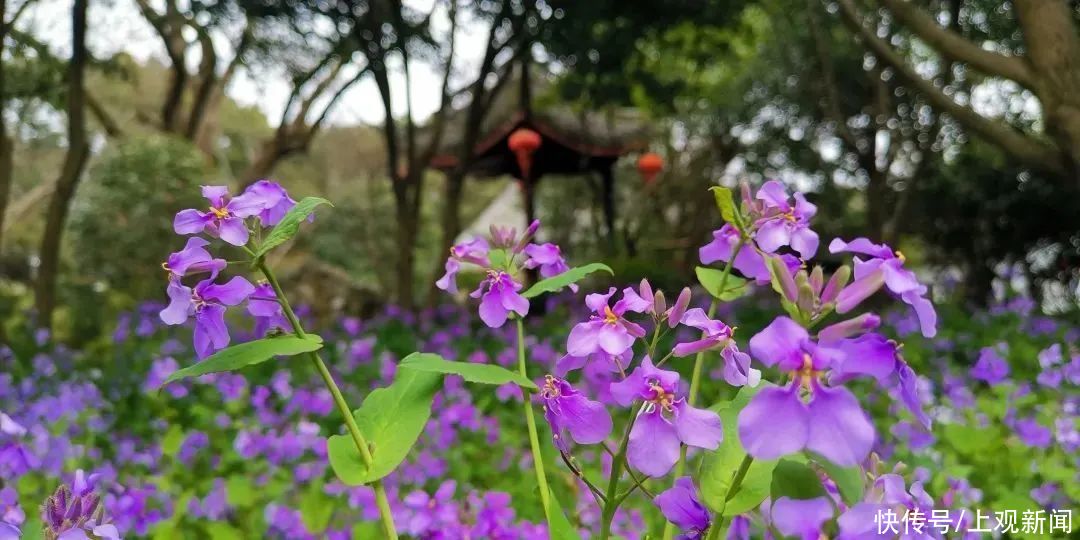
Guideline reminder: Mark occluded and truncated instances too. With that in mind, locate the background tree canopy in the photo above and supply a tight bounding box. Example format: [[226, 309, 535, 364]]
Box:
[[0, 0, 1078, 340]]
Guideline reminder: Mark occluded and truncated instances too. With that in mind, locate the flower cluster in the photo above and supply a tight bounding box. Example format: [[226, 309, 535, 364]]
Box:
[[436, 221, 574, 328], [40, 471, 121, 540], [159, 181, 297, 358]]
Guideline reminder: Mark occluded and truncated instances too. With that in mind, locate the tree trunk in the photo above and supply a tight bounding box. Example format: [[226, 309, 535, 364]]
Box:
[[35, 0, 91, 329], [1014, 0, 1080, 176], [393, 180, 419, 310], [239, 139, 286, 188], [0, 0, 10, 254]]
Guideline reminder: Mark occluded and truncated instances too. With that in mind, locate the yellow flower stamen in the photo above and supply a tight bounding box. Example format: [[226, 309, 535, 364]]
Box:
[[209, 206, 230, 219], [895, 250, 906, 263], [603, 305, 619, 324]]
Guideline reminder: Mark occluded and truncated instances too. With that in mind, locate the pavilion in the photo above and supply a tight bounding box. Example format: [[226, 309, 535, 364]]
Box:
[[427, 65, 651, 246]]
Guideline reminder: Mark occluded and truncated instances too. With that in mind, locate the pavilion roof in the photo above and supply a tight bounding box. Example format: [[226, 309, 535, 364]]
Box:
[[424, 70, 651, 176]]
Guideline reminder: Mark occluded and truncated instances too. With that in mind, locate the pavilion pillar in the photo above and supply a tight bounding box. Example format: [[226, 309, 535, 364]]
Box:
[[600, 166, 616, 253], [522, 178, 537, 229]]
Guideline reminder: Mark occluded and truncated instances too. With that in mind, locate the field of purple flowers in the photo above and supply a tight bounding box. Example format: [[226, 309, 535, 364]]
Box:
[[2, 181, 1077, 539]]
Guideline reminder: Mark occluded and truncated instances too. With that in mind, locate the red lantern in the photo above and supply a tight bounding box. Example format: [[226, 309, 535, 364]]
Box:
[[637, 152, 664, 184], [508, 128, 542, 180]]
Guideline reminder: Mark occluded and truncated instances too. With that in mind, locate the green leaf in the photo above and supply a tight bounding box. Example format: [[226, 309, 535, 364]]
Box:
[[547, 489, 583, 540], [771, 459, 826, 500], [161, 425, 185, 458], [162, 335, 323, 385], [522, 263, 613, 299], [225, 475, 257, 508], [488, 248, 509, 270], [695, 266, 749, 302], [300, 481, 335, 534], [203, 523, 244, 540], [399, 352, 538, 390], [327, 369, 442, 485], [810, 453, 864, 505], [699, 384, 778, 516], [710, 186, 738, 225], [255, 196, 331, 258]]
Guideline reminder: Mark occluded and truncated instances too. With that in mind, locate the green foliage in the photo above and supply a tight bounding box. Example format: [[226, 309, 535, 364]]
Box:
[[547, 489, 583, 540], [255, 197, 332, 258], [695, 266, 749, 302], [521, 263, 614, 299], [709, 186, 739, 228], [812, 455, 864, 506], [327, 369, 442, 485], [770, 459, 826, 500], [69, 135, 208, 300], [398, 352, 538, 390], [699, 384, 777, 515], [162, 335, 324, 385]]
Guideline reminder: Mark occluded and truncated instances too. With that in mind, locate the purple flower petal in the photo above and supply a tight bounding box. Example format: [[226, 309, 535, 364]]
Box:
[[173, 209, 210, 235], [655, 477, 710, 533], [806, 383, 875, 466], [627, 410, 681, 477], [755, 219, 791, 254], [738, 384, 809, 460], [748, 316, 808, 369], [217, 217, 250, 246], [673, 401, 723, 450], [771, 497, 833, 539], [160, 280, 194, 325]]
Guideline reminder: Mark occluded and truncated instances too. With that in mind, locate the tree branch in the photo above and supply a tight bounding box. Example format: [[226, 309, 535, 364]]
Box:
[[86, 91, 123, 137], [876, 0, 1035, 88], [836, 0, 1065, 175]]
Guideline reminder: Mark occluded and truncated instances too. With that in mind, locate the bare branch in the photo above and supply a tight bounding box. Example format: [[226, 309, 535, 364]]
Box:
[[86, 92, 123, 137], [836, 0, 1066, 175], [877, 0, 1035, 88]]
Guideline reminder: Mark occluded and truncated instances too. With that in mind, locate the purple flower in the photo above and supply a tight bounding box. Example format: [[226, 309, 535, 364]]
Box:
[[243, 180, 297, 227], [828, 332, 931, 429], [173, 185, 267, 246], [247, 283, 289, 337], [739, 317, 875, 466], [0, 412, 25, 437], [654, 477, 710, 540], [970, 346, 1010, 385], [753, 180, 819, 259], [837, 473, 934, 540], [567, 288, 648, 359], [436, 238, 490, 294], [162, 237, 225, 280], [830, 238, 937, 337], [469, 271, 528, 328], [159, 276, 255, 358], [524, 243, 573, 287], [539, 376, 612, 452], [770, 496, 834, 539], [403, 481, 458, 535], [41, 470, 122, 540], [610, 357, 722, 477], [1014, 418, 1053, 449], [700, 224, 770, 282], [673, 308, 734, 356], [1, 487, 24, 531]]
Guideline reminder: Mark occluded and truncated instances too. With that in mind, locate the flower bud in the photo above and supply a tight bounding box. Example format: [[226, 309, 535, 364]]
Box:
[[820, 265, 851, 305], [668, 287, 691, 328], [768, 255, 798, 303], [818, 313, 881, 342], [809, 266, 824, 296], [653, 290, 667, 317]]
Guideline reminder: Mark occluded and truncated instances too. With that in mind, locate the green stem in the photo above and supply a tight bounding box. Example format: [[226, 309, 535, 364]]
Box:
[[516, 318, 552, 523], [661, 239, 745, 540], [599, 407, 639, 539], [257, 260, 399, 540]]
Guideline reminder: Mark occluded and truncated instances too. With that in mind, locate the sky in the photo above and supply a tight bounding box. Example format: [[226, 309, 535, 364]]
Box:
[[22, 0, 494, 128]]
